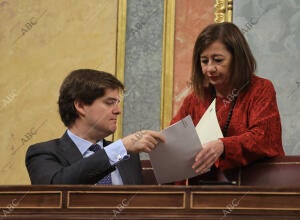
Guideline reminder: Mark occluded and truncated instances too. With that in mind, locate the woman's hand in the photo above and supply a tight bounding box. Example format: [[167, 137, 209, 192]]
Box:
[[192, 139, 224, 174]]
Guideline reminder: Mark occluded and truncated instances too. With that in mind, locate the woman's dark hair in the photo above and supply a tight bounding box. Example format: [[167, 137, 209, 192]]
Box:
[[58, 69, 124, 126], [191, 22, 256, 98]]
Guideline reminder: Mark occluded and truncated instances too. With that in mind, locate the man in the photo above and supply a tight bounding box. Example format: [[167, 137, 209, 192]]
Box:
[[25, 69, 164, 184]]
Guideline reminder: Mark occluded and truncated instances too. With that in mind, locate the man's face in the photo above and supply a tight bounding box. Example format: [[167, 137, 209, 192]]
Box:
[[80, 88, 121, 139]]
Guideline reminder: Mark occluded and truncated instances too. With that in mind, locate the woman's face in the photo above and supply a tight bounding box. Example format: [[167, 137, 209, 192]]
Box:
[[200, 41, 233, 93]]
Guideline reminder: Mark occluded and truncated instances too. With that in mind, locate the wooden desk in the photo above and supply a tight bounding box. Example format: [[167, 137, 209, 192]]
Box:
[[142, 156, 300, 187], [0, 185, 300, 219]]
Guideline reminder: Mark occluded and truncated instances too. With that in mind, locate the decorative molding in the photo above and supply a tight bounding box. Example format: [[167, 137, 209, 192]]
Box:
[[214, 0, 233, 23], [0, 191, 62, 209], [191, 191, 300, 210], [161, 0, 175, 129], [114, 0, 127, 140], [67, 191, 185, 209]]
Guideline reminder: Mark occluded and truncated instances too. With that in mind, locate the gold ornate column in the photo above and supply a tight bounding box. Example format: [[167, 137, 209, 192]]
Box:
[[214, 0, 233, 23], [114, 0, 127, 140], [160, 0, 175, 129]]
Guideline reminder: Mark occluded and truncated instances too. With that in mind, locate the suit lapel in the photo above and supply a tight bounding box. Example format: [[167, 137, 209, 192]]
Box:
[[117, 162, 130, 184], [58, 132, 83, 164]]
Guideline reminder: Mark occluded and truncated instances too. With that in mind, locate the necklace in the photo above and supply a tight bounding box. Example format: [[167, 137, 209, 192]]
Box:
[[222, 96, 237, 137], [212, 88, 237, 137], [213, 80, 250, 137]]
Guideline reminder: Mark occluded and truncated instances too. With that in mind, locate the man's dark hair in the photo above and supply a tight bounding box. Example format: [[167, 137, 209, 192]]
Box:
[[58, 69, 124, 127]]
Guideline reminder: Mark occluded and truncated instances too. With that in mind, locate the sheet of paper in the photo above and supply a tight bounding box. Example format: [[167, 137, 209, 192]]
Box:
[[149, 115, 201, 184], [195, 98, 223, 145]]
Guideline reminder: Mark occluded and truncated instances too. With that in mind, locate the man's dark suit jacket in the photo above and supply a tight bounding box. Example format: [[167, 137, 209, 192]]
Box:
[[25, 132, 142, 184]]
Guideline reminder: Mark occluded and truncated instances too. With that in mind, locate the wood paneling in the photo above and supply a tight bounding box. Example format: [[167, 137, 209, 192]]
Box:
[[0, 191, 61, 208], [0, 185, 300, 219], [68, 191, 185, 209]]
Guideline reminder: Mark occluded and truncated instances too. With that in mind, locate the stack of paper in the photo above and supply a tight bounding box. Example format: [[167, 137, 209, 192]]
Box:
[[149, 99, 223, 184], [149, 115, 201, 184]]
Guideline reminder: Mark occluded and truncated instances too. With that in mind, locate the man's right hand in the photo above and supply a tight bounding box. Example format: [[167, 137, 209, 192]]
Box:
[[121, 130, 165, 153]]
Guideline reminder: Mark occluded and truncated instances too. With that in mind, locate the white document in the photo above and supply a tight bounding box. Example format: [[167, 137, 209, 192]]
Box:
[[195, 98, 223, 145], [149, 115, 201, 184]]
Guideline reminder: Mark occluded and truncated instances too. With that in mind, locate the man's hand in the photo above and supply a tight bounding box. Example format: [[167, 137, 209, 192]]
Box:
[[192, 139, 224, 174], [122, 130, 165, 153]]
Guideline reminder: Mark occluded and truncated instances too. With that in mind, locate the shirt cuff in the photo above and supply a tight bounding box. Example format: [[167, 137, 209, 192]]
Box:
[[104, 139, 128, 164]]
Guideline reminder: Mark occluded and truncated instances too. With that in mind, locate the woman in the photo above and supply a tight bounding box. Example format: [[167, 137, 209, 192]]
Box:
[[171, 22, 285, 181]]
